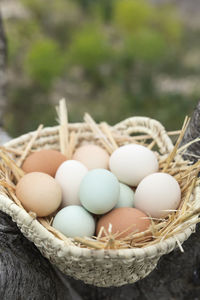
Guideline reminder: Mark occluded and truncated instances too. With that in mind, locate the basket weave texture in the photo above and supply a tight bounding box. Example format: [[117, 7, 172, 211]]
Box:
[[0, 117, 199, 287]]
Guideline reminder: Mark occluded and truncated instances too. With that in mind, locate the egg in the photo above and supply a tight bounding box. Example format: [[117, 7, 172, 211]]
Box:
[[52, 205, 95, 238], [115, 183, 135, 208], [79, 169, 120, 214], [16, 172, 62, 217], [72, 144, 109, 170], [109, 144, 159, 186], [135, 172, 181, 218], [22, 149, 67, 177], [55, 160, 88, 207], [96, 207, 150, 238]]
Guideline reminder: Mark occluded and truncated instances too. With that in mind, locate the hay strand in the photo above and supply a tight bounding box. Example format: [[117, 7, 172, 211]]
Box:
[[84, 113, 114, 154], [100, 122, 118, 150], [162, 116, 190, 172], [17, 124, 44, 167], [57, 98, 69, 157]]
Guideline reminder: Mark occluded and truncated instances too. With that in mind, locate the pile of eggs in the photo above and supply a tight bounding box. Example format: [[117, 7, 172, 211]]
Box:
[[16, 144, 181, 239]]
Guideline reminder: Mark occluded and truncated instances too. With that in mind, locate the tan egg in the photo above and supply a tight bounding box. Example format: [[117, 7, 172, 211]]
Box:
[[16, 172, 62, 217], [96, 207, 150, 238], [72, 144, 109, 170], [22, 149, 67, 177]]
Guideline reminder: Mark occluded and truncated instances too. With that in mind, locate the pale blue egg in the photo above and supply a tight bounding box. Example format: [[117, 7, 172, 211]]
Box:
[[52, 205, 95, 237], [79, 169, 120, 214], [115, 183, 135, 208]]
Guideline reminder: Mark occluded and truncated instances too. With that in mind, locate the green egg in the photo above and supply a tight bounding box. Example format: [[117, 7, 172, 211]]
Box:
[[79, 169, 120, 214], [115, 183, 135, 208], [52, 205, 95, 238]]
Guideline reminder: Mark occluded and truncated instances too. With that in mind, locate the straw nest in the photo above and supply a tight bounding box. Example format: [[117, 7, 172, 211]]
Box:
[[0, 99, 200, 252]]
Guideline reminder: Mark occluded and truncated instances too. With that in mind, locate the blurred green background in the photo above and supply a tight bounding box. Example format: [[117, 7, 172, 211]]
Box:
[[2, 0, 200, 137]]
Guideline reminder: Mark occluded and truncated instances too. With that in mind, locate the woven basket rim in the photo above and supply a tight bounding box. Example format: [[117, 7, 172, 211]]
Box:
[[1, 116, 198, 259], [0, 192, 197, 259]]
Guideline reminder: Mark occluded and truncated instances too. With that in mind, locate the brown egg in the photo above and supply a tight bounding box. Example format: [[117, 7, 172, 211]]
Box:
[[16, 172, 62, 217], [22, 149, 67, 177], [72, 144, 109, 170], [96, 207, 150, 238]]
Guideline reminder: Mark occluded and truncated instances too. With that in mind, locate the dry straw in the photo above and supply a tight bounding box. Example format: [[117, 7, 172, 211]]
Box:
[[0, 99, 200, 253]]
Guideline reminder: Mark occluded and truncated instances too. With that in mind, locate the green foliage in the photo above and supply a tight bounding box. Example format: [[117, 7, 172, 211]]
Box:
[[21, 0, 46, 14], [157, 7, 182, 42], [113, 0, 154, 32], [25, 39, 64, 89], [5, 86, 56, 136], [4, 0, 198, 137], [67, 28, 111, 72], [6, 19, 40, 63], [21, 0, 83, 38], [124, 29, 167, 63]]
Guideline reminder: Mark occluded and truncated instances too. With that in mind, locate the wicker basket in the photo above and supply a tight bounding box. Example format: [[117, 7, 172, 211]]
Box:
[[0, 116, 199, 287]]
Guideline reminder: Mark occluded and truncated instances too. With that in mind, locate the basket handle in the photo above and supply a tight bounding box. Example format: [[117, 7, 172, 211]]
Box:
[[114, 117, 174, 155]]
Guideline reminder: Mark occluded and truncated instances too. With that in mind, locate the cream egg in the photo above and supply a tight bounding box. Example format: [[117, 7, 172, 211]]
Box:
[[55, 160, 88, 207], [16, 172, 62, 217], [109, 144, 159, 186], [135, 172, 181, 218], [72, 144, 109, 170]]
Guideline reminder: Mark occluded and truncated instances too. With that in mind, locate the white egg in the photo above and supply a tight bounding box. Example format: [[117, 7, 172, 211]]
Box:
[[109, 144, 159, 186], [134, 172, 181, 218], [115, 183, 135, 208], [55, 160, 88, 207], [52, 205, 95, 238]]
